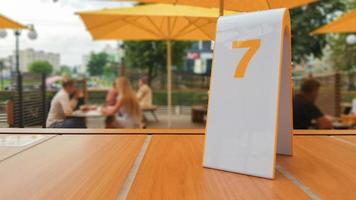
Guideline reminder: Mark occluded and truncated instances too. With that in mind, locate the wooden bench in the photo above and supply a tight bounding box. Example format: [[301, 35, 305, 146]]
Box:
[[142, 105, 159, 122], [191, 105, 207, 123]]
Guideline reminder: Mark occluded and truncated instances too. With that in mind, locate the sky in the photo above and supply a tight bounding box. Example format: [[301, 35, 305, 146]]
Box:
[[0, 0, 133, 66]]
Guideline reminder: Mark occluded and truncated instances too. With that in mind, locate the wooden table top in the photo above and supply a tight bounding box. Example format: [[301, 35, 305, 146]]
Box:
[[1, 133, 356, 199], [0, 135, 145, 200], [71, 109, 103, 118], [0, 128, 205, 135], [278, 135, 356, 199], [1, 128, 355, 136], [127, 135, 309, 200], [0, 134, 56, 161]]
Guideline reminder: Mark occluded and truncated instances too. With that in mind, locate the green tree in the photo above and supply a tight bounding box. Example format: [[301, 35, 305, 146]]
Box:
[[87, 52, 110, 76], [28, 60, 53, 75], [59, 65, 72, 76], [103, 62, 118, 79], [124, 41, 192, 85], [290, 0, 346, 63], [328, 0, 356, 90]]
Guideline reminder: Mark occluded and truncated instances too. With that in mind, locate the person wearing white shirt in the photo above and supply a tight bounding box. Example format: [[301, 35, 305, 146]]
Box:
[[46, 79, 86, 128], [351, 99, 356, 114], [137, 76, 152, 108]]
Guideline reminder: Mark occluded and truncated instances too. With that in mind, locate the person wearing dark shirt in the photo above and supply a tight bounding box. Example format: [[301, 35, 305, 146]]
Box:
[[293, 79, 332, 129]]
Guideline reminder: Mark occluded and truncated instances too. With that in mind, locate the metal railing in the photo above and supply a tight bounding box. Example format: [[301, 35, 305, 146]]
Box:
[[10, 72, 46, 128]]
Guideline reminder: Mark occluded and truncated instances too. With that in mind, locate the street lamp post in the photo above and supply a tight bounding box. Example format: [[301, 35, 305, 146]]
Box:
[[15, 30, 20, 73], [0, 25, 37, 128]]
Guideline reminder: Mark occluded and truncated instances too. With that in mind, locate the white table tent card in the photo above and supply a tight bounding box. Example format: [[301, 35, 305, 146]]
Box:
[[204, 8, 293, 179]]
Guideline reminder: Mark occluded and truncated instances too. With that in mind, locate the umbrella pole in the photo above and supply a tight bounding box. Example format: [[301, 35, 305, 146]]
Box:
[[166, 40, 172, 128], [219, 0, 224, 16]]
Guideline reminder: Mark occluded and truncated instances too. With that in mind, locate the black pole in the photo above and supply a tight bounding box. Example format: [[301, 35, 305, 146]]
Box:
[[15, 30, 20, 74], [41, 73, 47, 128], [0, 61, 3, 91], [16, 73, 24, 128], [15, 30, 24, 128]]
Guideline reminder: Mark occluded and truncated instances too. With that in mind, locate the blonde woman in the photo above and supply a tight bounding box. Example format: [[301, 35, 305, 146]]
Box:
[[102, 77, 142, 128]]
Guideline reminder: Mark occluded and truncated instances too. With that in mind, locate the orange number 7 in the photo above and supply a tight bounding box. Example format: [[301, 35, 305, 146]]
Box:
[[232, 39, 261, 78]]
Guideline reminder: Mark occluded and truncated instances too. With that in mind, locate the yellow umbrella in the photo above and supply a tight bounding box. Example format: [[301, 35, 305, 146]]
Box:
[[78, 4, 233, 127], [115, 0, 317, 15], [312, 9, 356, 34], [0, 14, 27, 29]]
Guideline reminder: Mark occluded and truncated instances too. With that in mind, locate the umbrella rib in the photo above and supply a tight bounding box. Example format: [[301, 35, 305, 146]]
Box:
[[266, 0, 271, 9], [170, 16, 178, 37], [159, 17, 165, 32], [121, 17, 163, 38], [146, 16, 166, 37], [171, 18, 201, 38], [90, 16, 136, 39], [180, 17, 214, 39], [167, 17, 171, 39], [86, 16, 124, 30]]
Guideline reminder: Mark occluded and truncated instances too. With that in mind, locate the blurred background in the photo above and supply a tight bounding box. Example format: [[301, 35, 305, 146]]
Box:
[[0, 0, 355, 129]]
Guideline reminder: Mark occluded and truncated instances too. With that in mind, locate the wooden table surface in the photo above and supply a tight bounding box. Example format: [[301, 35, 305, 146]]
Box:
[[0, 135, 145, 200], [0, 128, 205, 135], [127, 135, 309, 200], [0, 134, 56, 161], [278, 135, 356, 199], [1, 134, 356, 199], [1, 128, 355, 135]]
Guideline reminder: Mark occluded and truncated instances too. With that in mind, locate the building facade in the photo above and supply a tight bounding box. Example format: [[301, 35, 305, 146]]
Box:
[[185, 41, 213, 75], [9, 48, 60, 72]]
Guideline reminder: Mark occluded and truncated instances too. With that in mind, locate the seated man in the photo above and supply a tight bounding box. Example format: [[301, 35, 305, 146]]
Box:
[[293, 79, 332, 129], [137, 76, 152, 108], [46, 79, 86, 128]]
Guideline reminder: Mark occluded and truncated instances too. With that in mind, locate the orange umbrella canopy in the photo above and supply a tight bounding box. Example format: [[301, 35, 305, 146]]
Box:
[[0, 14, 26, 29], [78, 4, 234, 40], [312, 9, 356, 34], [114, 0, 318, 12]]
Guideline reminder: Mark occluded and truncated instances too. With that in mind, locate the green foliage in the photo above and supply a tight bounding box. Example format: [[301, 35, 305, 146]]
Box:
[[28, 60, 53, 75], [329, 35, 356, 72], [123, 41, 192, 84], [59, 65, 72, 76], [327, 0, 356, 90], [87, 52, 110, 76], [103, 61, 118, 79], [328, 0, 356, 72], [290, 0, 346, 63], [152, 90, 208, 106], [86, 89, 208, 106]]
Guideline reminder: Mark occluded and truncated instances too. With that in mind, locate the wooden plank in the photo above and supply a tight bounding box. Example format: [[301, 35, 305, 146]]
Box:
[[0, 135, 145, 200], [293, 129, 356, 135], [3, 128, 355, 136], [0, 128, 205, 135], [127, 135, 309, 200], [278, 136, 356, 199], [0, 134, 56, 161], [336, 136, 356, 144]]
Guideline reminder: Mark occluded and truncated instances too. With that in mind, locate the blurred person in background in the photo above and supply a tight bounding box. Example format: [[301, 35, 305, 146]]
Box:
[[46, 79, 86, 128], [293, 79, 333, 129], [137, 76, 152, 108], [102, 77, 142, 128], [106, 81, 118, 106]]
